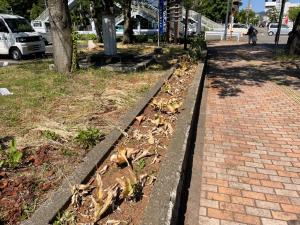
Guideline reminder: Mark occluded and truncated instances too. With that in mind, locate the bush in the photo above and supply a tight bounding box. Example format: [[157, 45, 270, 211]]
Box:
[[135, 35, 149, 43], [188, 33, 207, 60], [77, 33, 98, 41]]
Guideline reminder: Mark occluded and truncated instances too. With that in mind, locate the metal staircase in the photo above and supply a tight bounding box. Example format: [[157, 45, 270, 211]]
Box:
[[35, 0, 223, 32], [184, 8, 223, 30], [116, 1, 158, 25]]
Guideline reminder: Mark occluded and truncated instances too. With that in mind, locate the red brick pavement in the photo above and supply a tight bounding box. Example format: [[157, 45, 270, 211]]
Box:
[[198, 44, 300, 225]]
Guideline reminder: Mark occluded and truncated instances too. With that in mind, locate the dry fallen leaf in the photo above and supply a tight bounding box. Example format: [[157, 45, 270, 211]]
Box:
[[106, 220, 129, 225], [133, 149, 155, 162], [99, 165, 109, 175], [135, 115, 145, 124], [71, 183, 94, 208], [151, 153, 161, 165], [110, 146, 132, 167], [147, 131, 155, 145], [92, 175, 119, 223], [133, 129, 144, 141]]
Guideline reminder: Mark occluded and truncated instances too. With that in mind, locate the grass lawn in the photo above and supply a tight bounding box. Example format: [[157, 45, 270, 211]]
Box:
[[0, 60, 168, 144]]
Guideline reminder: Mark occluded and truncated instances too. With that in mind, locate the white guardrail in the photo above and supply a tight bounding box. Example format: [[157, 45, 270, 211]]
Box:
[[205, 31, 241, 41]]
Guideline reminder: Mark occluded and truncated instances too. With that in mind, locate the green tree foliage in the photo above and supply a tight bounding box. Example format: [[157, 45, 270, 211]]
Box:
[[194, 0, 228, 23], [267, 7, 279, 23], [0, 0, 9, 11], [0, 0, 45, 19], [288, 6, 300, 22], [30, 1, 45, 20], [235, 9, 259, 25], [70, 0, 91, 29]]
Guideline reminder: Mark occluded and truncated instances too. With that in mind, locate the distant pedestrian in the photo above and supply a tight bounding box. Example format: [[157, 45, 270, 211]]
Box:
[[246, 25, 258, 45]]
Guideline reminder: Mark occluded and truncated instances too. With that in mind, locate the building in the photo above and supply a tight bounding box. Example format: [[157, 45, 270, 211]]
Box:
[[265, 0, 300, 13], [264, 0, 300, 26], [265, 0, 277, 12]]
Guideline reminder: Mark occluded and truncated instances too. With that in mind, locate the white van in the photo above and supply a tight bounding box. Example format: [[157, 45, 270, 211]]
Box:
[[0, 14, 45, 60], [31, 20, 52, 45]]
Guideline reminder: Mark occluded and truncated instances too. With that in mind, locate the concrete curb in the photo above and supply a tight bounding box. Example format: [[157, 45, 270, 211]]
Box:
[[22, 66, 177, 225], [102, 56, 155, 73], [140, 57, 207, 225], [184, 72, 208, 225]]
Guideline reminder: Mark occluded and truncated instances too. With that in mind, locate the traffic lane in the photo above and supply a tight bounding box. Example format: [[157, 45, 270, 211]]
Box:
[[0, 45, 53, 67], [241, 29, 289, 45]]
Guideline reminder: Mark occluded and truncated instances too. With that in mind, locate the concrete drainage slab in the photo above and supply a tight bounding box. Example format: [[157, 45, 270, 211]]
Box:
[[79, 53, 155, 72]]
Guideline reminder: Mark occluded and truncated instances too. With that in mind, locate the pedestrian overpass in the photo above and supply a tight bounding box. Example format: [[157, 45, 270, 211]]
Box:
[[35, 0, 223, 35]]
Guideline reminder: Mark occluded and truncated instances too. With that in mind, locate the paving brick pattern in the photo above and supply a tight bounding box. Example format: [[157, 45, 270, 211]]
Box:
[[198, 44, 300, 225]]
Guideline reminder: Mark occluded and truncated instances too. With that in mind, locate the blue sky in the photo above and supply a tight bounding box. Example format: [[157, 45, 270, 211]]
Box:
[[242, 0, 300, 12]]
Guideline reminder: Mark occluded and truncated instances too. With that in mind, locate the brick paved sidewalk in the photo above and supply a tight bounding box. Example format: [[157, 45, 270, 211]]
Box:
[[192, 44, 300, 225]]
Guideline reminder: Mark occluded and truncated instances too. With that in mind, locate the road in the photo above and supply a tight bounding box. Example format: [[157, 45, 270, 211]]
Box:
[[0, 29, 291, 67], [251, 27, 289, 45], [0, 45, 53, 67]]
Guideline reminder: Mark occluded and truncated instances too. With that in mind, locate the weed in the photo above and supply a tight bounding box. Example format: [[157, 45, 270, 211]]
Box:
[[52, 211, 76, 225], [136, 159, 146, 172], [137, 84, 150, 94], [41, 162, 52, 172], [61, 149, 77, 157], [20, 199, 38, 221], [74, 128, 102, 149], [274, 53, 300, 61], [0, 139, 23, 169], [42, 130, 60, 141]]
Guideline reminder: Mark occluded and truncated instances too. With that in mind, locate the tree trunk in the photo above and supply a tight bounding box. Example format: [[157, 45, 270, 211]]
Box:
[[93, 14, 103, 42], [122, 0, 134, 44], [90, 2, 103, 42], [287, 12, 300, 55], [184, 8, 189, 50], [102, 15, 117, 55], [46, 0, 73, 74]]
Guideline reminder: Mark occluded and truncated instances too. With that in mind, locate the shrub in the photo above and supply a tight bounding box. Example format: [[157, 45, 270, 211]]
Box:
[[188, 33, 207, 60], [77, 33, 98, 41]]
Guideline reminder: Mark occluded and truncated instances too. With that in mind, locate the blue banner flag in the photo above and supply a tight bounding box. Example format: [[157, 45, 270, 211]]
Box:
[[159, 0, 164, 34]]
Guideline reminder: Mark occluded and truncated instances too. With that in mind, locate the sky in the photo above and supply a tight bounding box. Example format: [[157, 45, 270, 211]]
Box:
[[242, 0, 300, 12]]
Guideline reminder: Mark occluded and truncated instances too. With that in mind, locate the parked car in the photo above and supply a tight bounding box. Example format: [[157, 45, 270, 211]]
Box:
[[268, 23, 292, 36], [232, 23, 248, 35], [0, 14, 45, 60], [31, 20, 52, 45]]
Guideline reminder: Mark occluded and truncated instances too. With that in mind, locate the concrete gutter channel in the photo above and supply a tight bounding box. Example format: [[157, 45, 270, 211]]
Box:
[[22, 53, 207, 225], [140, 53, 207, 225], [183, 72, 209, 225]]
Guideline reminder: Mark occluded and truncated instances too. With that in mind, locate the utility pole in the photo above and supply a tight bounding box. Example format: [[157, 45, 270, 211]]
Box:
[[246, 0, 251, 25], [224, 0, 231, 40], [275, 0, 286, 46]]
